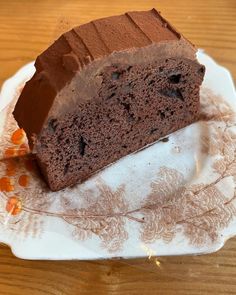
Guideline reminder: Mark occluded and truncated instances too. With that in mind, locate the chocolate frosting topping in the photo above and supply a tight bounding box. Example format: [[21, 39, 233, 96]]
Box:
[[13, 9, 195, 148]]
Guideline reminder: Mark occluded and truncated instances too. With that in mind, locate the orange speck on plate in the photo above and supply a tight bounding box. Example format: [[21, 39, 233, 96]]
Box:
[[18, 175, 29, 187], [4, 147, 17, 158], [0, 177, 14, 192], [5, 161, 17, 176], [6, 196, 22, 215], [17, 143, 29, 156], [11, 128, 25, 145]]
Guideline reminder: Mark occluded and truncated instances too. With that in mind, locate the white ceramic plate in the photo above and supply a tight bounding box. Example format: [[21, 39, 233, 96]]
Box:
[[0, 50, 236, 260]]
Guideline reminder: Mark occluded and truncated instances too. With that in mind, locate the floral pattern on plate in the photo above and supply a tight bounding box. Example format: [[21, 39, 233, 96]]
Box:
[[0, 51, 235, 259]]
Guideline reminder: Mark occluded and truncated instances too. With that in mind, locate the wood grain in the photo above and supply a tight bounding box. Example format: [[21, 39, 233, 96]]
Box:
[[0, 0, 236, 294]]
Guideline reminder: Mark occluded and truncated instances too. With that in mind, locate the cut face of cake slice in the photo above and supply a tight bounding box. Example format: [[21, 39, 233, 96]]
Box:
[[13, 9, 205, 191]]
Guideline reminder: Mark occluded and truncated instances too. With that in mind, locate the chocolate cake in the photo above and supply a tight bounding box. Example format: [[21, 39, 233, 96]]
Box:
[[13, 9, 205, 191]]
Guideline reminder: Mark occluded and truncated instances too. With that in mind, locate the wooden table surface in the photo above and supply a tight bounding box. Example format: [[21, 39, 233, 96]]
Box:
[[0, 0, 236, 294]]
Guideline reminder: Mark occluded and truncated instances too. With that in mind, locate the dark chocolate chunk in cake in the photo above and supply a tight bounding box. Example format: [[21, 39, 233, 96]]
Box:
[[13, 9, 205, 191]]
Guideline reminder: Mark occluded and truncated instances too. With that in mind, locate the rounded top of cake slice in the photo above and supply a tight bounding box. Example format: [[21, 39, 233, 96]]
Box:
[[13, 8, 197, 148]]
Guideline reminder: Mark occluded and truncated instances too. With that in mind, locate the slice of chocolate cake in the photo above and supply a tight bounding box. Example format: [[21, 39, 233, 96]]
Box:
[[13, 9, 205, 191]]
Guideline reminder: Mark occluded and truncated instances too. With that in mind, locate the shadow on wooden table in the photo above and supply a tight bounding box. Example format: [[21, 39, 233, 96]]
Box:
[[0, 237, 236, 294]]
